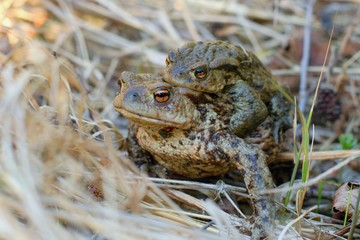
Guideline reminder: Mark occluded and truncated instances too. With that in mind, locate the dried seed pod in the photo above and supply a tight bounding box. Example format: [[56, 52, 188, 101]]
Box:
[[311, 87, 342, 127]]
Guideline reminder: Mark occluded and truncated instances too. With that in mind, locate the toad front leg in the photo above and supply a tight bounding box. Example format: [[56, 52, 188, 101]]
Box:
[[269, 91, 293, 143], [127, 122, 166, 177], [224, 80, 268, 138], [211, 132, 275, 239]]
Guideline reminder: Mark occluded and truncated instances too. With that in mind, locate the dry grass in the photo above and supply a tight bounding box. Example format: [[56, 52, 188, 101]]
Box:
[[0, 0, 360, 239]]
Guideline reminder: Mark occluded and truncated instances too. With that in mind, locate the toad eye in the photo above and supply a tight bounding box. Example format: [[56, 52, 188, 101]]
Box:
[[166, 51, 175, 66], [116, 78, 124, 95], [194, 67, 207, 79], [154, 88, 171, 102], [117, 79, 122, 89]]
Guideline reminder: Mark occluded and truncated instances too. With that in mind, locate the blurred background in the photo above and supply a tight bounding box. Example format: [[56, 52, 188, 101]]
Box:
[[2, 0, 359, 141]]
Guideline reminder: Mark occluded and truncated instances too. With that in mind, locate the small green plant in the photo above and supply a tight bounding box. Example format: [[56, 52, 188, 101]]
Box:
[[343, 184, 353, 226], [339, 134, 358, 150], [317, 180, 324, 213], [338, 134, 358, 183], [281, 20, 334, 220]]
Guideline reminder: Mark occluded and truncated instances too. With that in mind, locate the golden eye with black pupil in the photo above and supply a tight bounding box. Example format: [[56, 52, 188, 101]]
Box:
[[194, 67, 207, 79], [154, 89, 170, 102]]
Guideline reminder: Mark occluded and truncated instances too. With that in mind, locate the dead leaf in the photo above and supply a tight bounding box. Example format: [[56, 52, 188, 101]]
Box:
[[332, 182, 360, 224], [349, 160, 360, 172]]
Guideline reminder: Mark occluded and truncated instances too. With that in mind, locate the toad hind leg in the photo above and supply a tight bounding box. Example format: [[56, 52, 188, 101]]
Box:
[[211, 132, 275, 239]]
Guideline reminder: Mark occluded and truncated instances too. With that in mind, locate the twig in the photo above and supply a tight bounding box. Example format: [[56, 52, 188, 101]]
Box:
[[178, 0, 201, 41], [326, 223, 357, 240], [278, 205, 317, 240], [263, 153, 360, 195], [298, 0, 315, 112], [188, 1, 307, 26], [339, 9, 360, 56], [272, 66, 360, 75], [131, 177, 248, 195], [277, 150, 360, 161]]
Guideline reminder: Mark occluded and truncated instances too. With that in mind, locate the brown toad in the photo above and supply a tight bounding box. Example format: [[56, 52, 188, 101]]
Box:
[[163, 40, 292, 142], [113, 71, 276, 239]]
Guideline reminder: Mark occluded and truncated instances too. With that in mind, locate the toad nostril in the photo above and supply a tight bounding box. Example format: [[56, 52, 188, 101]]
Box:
[[132, 93, 138, 99]]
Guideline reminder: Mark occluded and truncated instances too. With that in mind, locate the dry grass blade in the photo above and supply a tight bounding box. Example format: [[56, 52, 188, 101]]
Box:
[[298, 0, 315, 112], [278, 205, 317, 240], [264, 154, 360, 195], [278, 150, 360, 161]]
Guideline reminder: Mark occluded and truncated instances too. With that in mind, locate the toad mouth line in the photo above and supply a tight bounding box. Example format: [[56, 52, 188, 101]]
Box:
[[114, 107, 187, 129]]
